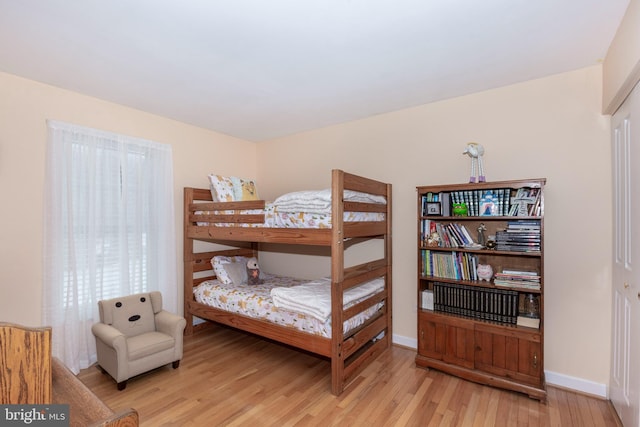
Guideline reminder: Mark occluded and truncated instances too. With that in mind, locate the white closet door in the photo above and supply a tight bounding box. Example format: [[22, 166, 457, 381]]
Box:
[[611, 80, 640, 427]]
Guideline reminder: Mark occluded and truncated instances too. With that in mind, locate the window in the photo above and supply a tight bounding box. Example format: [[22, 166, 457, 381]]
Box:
[[43, 121, 177, 374]]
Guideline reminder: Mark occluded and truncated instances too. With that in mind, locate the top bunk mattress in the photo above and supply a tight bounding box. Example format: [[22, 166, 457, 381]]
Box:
[[195, 188, 387, 228], [196, 204, 384, 228]]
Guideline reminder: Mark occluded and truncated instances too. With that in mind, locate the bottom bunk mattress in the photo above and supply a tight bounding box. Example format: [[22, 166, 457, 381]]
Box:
[[193, 274, 385, 338]]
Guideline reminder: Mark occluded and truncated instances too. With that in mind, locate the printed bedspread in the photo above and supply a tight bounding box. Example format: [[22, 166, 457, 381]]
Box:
[[193, 274, 385, 337], [196, 189, 386, 228]]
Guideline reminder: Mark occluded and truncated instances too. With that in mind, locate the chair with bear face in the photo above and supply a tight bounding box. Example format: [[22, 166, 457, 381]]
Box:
[[91, 291, 186, 390]]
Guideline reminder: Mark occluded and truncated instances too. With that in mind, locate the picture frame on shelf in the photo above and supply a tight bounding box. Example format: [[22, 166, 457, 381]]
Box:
[[425, 202, 441, 216], [479, 192, 498, 216]]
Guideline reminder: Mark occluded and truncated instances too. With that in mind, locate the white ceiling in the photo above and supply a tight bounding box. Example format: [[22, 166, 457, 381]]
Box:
[[0, 1, 630, 141]]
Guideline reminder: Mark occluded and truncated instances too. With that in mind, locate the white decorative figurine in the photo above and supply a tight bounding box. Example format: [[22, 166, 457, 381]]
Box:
[[476, 264, 493, 282], [462, 142, 486, 183]]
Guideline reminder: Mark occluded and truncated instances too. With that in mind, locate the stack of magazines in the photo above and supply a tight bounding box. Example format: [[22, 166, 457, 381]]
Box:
[[495, 220, 540, 252], [493, 269, 540, 290]]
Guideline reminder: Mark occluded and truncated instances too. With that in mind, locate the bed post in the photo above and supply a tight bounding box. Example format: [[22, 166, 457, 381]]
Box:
[[385, 182, 393, 348], [183, 187, 195, 336], [330, 169, 345, 395]]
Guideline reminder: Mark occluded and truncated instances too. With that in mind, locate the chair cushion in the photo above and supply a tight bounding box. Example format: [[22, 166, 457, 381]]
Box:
[[127, 332, 175, 361]]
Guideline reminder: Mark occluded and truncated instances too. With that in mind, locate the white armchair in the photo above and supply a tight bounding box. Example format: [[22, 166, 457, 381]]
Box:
[[91, 291, 186, 390]]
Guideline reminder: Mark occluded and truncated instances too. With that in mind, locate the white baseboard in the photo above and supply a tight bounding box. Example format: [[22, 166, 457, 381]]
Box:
[[392, 334, 608, 399], [392, 333, 417, 349], [544, 370, 608, 398]]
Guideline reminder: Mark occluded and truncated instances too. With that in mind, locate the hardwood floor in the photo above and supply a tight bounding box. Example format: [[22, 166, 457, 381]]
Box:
[[77, 325, 622, 426]]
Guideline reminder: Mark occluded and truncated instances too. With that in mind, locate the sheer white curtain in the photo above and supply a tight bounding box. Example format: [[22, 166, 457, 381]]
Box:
[[43, 120, 177, 374]]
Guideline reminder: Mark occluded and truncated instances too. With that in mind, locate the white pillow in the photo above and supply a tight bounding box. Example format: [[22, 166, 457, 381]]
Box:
[[224, 261, 248, 285], [208, 175, 235, 202], [211, 256, 241, 284]]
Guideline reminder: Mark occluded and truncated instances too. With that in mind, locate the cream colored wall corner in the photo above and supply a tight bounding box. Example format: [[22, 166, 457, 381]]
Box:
[[256, 65, 612, 393], [603, 0, 640, 114], [0, 71, 256, 327]]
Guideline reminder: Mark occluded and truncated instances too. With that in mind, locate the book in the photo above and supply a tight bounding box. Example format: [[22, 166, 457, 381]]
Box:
[[446, 223, 466, 247], [479, 190, 498, 216], [440, 192, 451, 216], [433, 282, 518, 325], [459, 224, 474, 245], [421, 290, 434, 310], [517, 316, 540, 329], [494, 281, 541, 291], [501, 269, 539, 276], [507, 220, 540, 229], [495, 245, 540, 253]]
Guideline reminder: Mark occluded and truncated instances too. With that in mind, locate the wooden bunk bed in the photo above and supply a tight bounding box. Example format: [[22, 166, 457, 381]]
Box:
[[183, 169, 392, 395]]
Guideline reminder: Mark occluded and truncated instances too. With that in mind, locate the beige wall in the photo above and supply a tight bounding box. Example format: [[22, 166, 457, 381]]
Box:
[[257, 65, 612, 390], [0, 71, 256, 327]]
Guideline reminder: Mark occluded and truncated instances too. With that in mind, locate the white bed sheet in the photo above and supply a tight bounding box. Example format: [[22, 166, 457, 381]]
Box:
[[270, 276, 385, 323]]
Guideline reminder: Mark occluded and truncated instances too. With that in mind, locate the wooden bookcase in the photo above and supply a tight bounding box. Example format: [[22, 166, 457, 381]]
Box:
[[415, 178, 547, 401]]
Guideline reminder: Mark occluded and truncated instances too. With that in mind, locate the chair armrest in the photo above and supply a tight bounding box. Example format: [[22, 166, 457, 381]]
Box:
[[91, 323, 126, 351], [154, 310, 187, 338]]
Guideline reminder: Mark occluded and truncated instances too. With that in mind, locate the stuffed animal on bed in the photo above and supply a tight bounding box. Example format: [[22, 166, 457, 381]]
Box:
[[246, 257, 261, 285]]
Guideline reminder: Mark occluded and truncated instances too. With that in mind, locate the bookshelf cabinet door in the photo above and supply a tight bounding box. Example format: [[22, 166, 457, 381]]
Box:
[[419, 312, 474, 369], [444, 322, 475, 369], [474, 324, 542, 387], [418, 312, 445, 360]]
